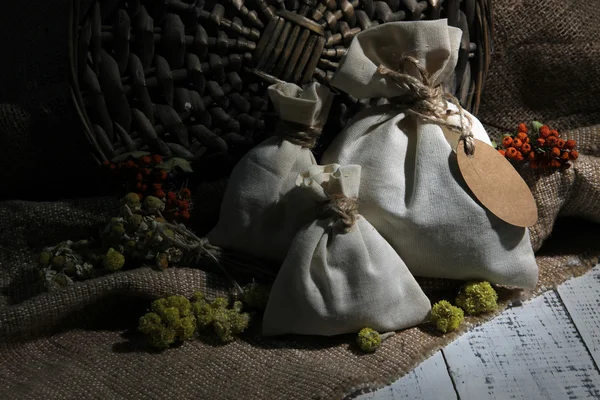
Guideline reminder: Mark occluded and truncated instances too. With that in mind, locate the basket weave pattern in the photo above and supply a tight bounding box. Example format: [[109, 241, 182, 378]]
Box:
[[72, 0, 492, 164]]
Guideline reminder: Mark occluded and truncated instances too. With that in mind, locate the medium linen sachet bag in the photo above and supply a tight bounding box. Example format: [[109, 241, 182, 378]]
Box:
[[263, 164, 432, 337], [209, 82, 334, 262], [322, 20, 539, 289]]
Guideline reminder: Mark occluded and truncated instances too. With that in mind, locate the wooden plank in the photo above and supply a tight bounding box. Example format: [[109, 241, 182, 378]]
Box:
[[558, 264, 600, 370], [443, 291, 600, 400], [357, 352, 457, 400]]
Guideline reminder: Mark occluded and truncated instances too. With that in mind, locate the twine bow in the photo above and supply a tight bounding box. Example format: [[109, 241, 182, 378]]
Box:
[[276, 120, 322, 149], [378, 55, 475, 155], [322, 194, 360, 233]]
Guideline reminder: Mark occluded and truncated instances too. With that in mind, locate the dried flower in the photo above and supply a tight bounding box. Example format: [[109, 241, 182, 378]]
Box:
[[564, 139, 577, 150], [506, 148, 518, 159], [104, 248, 125, 271], [551, 147, 561, 158], [502, 136, 514, 148], [156, 170, 168, 181], [155, 189, 166, 199], [560, 151, 570, 161], [536, 138, 546, 147], [521, 143, 532, 154], [180, 188, 192, 199], [512, 138, 523, 149], [546, 136, 558, 147], [180, 210, 191, 221], [518, 123, 528, 133], [138, 295, 196, 349], [124, 160, 135, 169], [539, 125, 551, 138], [517, 132, 528, 142], [141, 168, 152, 177], [167, 191, 177, 201], [556, 139, 565, 149], [140, 156, 152, 166], [456, 281, 498, 315], [356, 328, 382, 353], [497, 149, 506, 157], [549, 129, 559, 137], [144, 196, 165, 214], [569, 150, 579, 160], [550, 159, 562, 168], [151, 155, 163, 165], [431, 300, 464, 333], [528, 151, 536, 161]]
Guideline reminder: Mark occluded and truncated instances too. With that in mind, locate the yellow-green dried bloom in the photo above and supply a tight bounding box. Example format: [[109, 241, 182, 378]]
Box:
[[139, 295, 196, 349], [143, 196, 165, 215], [455, 281, 498, 315], [51, 255, 66, 270], [125, 213, 144, 230], [103, 248, 125, 271], [242, 282, 271, 311], [431, 300, 464, 333], [122, 193, 141, 212], [191, 293, 249, 343], [39, 252, 52, 266], [356, 328, 382, 353]]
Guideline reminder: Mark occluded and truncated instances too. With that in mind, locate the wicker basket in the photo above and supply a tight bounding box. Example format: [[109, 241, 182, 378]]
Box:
[[69, 0, 493, 165]]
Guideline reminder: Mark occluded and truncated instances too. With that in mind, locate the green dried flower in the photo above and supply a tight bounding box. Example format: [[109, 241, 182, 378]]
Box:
[[455, 281, 498, 315], [139, 295, 197, 349], [103, 248, 125, 271], [144, 196, 165, 215], [39, 252, 52, 266], [431, 300, 464, 333], [241, 282, 271, 311], [51, 255, 66, 270], [191, 293, 249, 343], [356, 328, 382, 353]]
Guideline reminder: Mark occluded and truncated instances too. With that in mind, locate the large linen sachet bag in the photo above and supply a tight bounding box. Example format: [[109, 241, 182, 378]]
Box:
[[263, 164, 432, 337], [209, 82, 334, 262], [322, 20, 538, 289]]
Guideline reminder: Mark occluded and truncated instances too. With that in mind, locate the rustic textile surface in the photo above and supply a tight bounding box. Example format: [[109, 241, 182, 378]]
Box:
[[1, 0, 600, 399]]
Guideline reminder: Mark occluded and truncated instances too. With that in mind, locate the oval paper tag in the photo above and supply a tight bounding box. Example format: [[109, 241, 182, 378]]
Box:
[[456, 139, 538, 227]]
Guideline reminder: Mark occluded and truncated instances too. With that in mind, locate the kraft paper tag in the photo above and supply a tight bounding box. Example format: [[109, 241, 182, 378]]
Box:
[[456, 139, 538, 227]]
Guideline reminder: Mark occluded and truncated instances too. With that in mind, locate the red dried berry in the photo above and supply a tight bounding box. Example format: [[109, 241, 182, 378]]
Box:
[[180, 188, 192, 199], [124, 160, 135, 168], [155, 189, 166, 199], [151, 155, 163, 165], [167, 191, 177, 200], [135, 173, 143, 182], [180, 210, 190, 220], [140, 156, 152, 166]]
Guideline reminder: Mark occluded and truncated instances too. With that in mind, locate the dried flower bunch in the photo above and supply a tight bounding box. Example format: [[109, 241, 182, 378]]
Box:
[[496, 122, 578, 170], [102, 152, 194, 225], [38, 192, 200, 289], [138, 285, 271, 349]]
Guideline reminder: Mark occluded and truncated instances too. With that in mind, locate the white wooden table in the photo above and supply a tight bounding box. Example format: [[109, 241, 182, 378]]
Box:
[[358, 265, 600, 400]]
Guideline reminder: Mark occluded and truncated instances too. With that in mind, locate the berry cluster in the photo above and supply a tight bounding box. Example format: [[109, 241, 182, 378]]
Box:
[[102, 154, 193, 224], [497, 122, 578, 170]]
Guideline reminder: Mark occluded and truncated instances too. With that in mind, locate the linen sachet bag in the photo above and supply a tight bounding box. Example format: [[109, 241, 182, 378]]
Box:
[[322, 20, 539, 289], [263, 164, 432, 337], [209, 82, 334, 262]]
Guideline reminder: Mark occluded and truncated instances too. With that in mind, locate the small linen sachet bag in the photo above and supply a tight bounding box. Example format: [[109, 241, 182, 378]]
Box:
[[322, 20, 539, 289], [263, 164, 432, 337], [209, 82, 334, 263]]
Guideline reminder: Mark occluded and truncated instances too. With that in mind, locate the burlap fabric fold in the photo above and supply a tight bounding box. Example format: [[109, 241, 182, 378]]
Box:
[[1, 195, 600, 400]]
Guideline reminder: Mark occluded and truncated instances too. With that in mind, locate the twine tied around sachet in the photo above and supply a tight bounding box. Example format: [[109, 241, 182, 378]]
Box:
[[378, 55, 475, 155], [321, 194, 360, 233], [276, 120, 323, 149]]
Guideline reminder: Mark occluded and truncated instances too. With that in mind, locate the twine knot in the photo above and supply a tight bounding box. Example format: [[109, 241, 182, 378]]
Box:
[[322, 194, 359, 233], [276, 120, 322, 149], [378, 55, 475, 155]]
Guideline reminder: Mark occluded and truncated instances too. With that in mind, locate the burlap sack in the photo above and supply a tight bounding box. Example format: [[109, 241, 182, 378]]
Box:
[[208, 82, 334, 263], [322, 20, 538, 289], [263, 164, 431, 337]]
